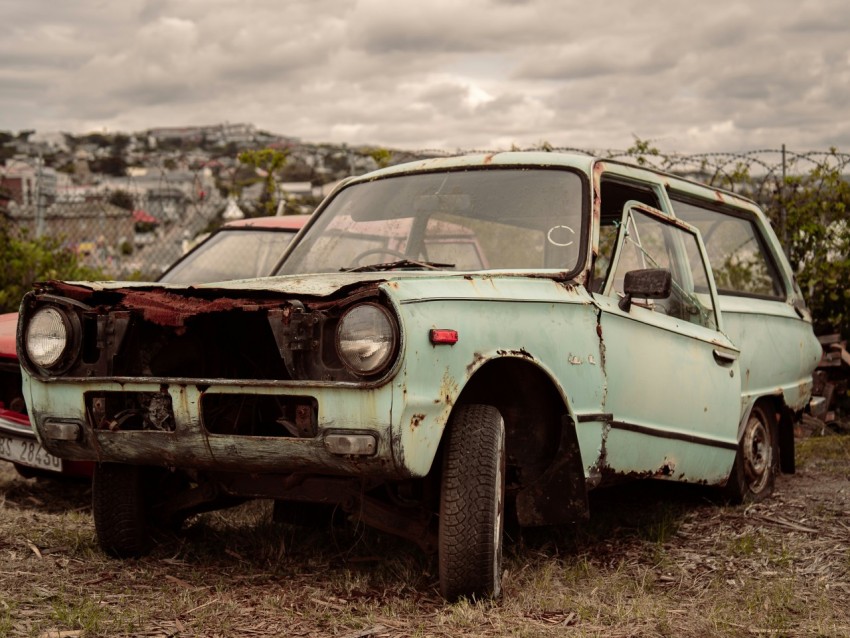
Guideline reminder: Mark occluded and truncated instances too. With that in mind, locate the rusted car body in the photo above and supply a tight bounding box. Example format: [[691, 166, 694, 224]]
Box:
[[18, 152, 820, 600], [0, 215, 310, 477]]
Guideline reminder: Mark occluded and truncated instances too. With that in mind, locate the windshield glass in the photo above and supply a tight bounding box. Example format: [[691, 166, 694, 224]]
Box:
[[160, 229, 297, 284], [277, 168, 585, 275]]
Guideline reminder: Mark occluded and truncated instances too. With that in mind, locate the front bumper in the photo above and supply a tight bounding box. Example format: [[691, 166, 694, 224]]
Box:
[[0, 408, 66, 474], [27, 377, 402, 478]]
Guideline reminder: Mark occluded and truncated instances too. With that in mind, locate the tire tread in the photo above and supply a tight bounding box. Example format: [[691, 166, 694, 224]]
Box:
[[439, 404, 504, 600]]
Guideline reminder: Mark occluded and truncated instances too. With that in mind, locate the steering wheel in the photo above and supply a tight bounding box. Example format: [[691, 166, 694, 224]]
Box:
[[351, 248, 409, 267]]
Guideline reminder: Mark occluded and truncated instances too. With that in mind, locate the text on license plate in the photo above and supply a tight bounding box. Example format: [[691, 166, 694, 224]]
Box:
[[0, 435, 63, 472]]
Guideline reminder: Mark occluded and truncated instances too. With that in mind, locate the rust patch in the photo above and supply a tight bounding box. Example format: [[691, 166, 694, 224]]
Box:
[[119, 290, 284, 327], [37, 280, 100, 301], [655, 459, 675, 477], [595, 309, 608, 378], [439, 368, 458, 409], [496, 348, 534, 360], [410, 413, 425, 429], [592, 162, 604, 224], [466, 352, 486, 376]]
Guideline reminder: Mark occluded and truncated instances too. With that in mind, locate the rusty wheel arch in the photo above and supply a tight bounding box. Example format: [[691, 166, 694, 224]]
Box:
[[452, 357, 588, 526]]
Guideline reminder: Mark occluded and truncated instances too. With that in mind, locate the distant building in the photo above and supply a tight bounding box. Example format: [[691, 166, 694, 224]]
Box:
[[0, 160, 57, 207]]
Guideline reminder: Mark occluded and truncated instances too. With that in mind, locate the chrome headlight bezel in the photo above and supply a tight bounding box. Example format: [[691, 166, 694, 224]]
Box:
[[24, 304, 81, 375], [335, 302, 399, 377]]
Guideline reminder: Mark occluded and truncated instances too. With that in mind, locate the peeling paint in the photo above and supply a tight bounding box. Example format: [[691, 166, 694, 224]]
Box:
[[655, 459, 676, 477]]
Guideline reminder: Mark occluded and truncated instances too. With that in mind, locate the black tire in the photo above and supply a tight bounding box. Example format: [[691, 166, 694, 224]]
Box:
[[724, 403, 779, 504], [92, 463, 151, 558], [438, 404, 505, 601]]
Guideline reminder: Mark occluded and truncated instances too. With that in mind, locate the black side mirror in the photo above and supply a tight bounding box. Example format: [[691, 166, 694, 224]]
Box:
[[618, 268, 672, 312]]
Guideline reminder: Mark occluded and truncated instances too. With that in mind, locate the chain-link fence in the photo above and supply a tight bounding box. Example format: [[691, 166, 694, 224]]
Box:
[[2, 146, 848, 281]]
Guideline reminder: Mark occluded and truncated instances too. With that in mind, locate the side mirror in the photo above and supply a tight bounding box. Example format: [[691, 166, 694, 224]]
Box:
[[618, 268, 672, 312]]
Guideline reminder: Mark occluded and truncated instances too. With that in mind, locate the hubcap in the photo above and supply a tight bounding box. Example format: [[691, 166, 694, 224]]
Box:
[[743, 414, 770, 492]]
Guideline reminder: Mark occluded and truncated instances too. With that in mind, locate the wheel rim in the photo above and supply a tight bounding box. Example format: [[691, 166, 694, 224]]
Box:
[[492, 427, 505, 596], [742, 414, 771, 493]]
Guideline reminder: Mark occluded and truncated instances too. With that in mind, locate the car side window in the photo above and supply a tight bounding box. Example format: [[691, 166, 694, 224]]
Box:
[[670, 197, 785, 299], [607, 207, 718, 330]]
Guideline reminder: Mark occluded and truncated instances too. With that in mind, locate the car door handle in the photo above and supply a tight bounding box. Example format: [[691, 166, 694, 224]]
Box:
[[713, 349, 738, 366]]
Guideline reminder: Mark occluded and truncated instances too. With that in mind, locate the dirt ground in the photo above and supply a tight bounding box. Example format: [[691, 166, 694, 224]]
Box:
[[1, 434, 848, 638]]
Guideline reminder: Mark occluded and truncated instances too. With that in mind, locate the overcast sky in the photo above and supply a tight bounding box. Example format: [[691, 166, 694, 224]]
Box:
[[1, 0, 848, 154]]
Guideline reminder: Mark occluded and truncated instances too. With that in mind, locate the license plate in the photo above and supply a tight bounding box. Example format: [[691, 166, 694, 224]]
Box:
[[0, 435, 63, 472]]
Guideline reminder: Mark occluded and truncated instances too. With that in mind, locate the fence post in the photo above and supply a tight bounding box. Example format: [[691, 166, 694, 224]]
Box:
[[35, 153, 44, 238], [780, 144, 788, 258]]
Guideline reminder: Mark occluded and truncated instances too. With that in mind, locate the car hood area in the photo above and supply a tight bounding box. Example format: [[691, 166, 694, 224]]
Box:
[[40, 269, 575, 305]]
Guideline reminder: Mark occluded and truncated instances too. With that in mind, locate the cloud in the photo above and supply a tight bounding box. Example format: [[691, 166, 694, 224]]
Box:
[[1, 0, 848, 153]]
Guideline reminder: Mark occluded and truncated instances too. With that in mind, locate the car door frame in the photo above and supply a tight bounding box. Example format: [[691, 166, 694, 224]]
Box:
[[590, 202, 742, 485]]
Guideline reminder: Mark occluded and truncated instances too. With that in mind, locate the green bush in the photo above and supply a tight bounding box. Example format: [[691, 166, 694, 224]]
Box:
[[760, 154, 850, 337], [0, 221, 104, 313]]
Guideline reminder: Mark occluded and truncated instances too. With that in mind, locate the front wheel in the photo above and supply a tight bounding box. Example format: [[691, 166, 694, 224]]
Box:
[[438, 404, 506, 601], [724, 403, 779, 504], [92, 463, 152, 557]]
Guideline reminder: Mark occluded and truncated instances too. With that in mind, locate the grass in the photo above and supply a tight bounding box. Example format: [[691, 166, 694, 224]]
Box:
[[49, 594, 113, 635], [2, 431, 850, 637], [796, 432, 850, 466]]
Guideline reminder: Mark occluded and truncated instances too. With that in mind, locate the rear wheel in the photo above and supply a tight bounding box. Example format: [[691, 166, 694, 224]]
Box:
[[724, 404, 779, 504], [438, 404, 505, 601]]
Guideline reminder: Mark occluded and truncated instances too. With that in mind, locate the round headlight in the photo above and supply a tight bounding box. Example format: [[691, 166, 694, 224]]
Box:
[[336, 303, 398, 376], [25, 307, 70, 370]]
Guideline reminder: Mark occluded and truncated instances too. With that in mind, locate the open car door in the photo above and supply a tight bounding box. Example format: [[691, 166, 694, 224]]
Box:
[[592, 203, 741, 485]]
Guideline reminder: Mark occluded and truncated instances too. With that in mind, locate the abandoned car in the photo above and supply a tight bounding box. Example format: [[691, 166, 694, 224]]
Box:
[[17, 152, 821, 600], [1, 214, 310, 478]]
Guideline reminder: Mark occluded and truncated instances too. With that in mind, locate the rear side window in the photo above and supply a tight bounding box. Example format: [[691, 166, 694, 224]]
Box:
[[671, 197, 784, 299]]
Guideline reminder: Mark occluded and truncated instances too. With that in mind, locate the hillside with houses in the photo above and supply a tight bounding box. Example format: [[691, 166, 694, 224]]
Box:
[[0, 124, 432, 279]]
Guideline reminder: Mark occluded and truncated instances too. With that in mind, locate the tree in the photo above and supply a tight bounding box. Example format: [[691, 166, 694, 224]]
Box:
[[90, 155, 128, 177], [624, 136, 661, 166], [368, 147, 393, 168], [0, 221, 103, 313], [762, 152, 850, 336], [237, 148, 289, 217], [108, 189, 136, 211]]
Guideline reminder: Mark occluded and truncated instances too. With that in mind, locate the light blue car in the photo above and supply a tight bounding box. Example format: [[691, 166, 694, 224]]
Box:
[[18, 152, 820, 600]]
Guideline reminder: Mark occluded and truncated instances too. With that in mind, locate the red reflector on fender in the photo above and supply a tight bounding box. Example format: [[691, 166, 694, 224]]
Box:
[[430, 329, 459, 345]]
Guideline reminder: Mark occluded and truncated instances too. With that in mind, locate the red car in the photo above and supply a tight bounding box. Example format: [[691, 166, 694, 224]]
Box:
[[0, 215, 311, 477]]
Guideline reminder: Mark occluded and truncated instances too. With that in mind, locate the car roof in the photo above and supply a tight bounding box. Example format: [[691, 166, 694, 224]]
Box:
[[222, 214, 312, 230], [354, 151, 758, 210]]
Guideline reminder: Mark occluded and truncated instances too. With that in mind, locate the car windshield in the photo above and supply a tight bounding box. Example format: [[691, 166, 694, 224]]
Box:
[[277, 168, 585, 275], [159, 229, 297, 284]]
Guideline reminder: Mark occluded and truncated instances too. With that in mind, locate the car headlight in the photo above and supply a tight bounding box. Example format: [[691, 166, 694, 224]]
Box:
[[25, 306, 74, 371], [336, 303, 398, 376]]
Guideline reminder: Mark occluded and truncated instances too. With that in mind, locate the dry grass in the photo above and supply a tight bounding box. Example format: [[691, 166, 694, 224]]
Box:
[[1, 432, 849, 637]]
